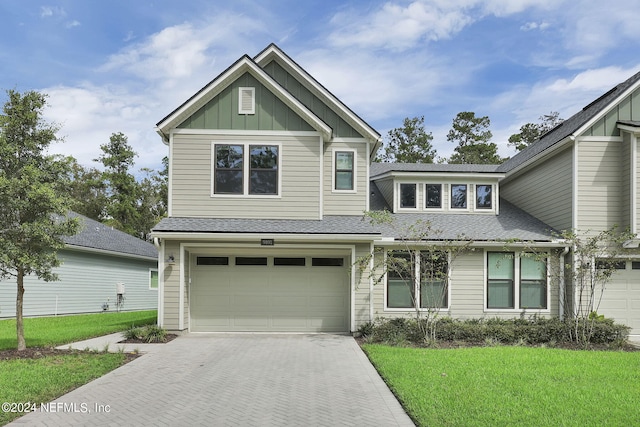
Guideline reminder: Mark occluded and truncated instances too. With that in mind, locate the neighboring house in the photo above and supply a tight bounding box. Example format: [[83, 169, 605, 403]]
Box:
[[0, 213, 158, 318], [151, 43, 562, 336]]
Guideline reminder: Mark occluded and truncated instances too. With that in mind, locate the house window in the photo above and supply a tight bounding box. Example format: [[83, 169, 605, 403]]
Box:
[[476, 185, 492, 209], [149, 269, 158, 290], [451, 184, 467, 209], [214, 145, 244, 194], [335, 151, 355, 190], [400, 184, 416, 209], [386, 250, 450, 310], [487, 252, 514, 309], [425, 184, 442, 209], [487, 252, 548, 310], [249, 145, 278, 194]]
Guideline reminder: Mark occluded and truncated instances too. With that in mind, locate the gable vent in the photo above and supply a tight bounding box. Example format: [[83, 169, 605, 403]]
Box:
[[239, 87, 255, 114]]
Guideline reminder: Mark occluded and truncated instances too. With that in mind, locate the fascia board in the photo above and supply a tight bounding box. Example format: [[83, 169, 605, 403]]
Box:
[[255, 45, 381, 145], [618, 123, 640, 136], [156, 56, 332, 140], [374, 240, 567, 248], [150, 232, 381, 242], [372, 171, 505, 180]]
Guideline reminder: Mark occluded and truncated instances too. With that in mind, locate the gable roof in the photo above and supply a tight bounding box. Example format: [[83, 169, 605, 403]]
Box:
[[499, 70, 640, 173], [155, 54, 332, 142], [64, 212, 157, 260], [254, 44, 382, 151]]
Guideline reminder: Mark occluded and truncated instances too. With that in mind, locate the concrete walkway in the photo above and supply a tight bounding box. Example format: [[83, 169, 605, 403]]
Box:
[[10, 334, 415, 426]]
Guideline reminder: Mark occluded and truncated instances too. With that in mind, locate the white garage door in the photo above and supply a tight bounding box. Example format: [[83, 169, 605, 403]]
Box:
[[190, 255, 350, 332], [597, 261, 640, 339]]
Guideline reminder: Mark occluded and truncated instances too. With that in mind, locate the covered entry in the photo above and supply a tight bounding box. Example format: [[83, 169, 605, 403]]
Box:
[[190, 251, 350, 332]]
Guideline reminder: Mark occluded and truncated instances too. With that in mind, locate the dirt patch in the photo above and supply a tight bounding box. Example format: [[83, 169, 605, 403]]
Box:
[[118, 334, 179, 344]]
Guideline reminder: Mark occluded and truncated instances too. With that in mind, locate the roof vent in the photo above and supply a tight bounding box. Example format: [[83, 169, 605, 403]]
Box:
[[238, 87, 255, 114]]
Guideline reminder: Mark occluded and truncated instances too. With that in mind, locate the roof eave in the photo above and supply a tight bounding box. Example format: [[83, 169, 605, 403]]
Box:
[[150, 231, 381, 242]]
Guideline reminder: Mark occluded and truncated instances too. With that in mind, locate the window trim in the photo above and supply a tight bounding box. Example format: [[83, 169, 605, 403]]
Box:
[[398, 183, 418, 210], [484, 251, 550, 312], [149, 268, 158, 290], [424, 183, 443, 210], [331, 148, 357, 193], [450, 184, 469, 210], [211, 141, 281, 198], [384, 250, 451, 312], [249, 144, 279, 195], [475, 184, 493, 210]]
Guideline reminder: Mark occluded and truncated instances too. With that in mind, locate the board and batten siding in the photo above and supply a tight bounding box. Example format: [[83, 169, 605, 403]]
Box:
[[577, 139, 622, 232], [584, 87, 640, 137], [323, 141, 369, 216], [0, 250, 157, 318], [171, 133, 322, 219], [178, 73, 314, 133], [500, 147, 573, 232]]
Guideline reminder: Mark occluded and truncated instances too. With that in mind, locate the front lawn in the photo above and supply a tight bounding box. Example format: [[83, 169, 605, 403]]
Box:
[[363, 344, 640, 427], [0, 310, 157, 350]]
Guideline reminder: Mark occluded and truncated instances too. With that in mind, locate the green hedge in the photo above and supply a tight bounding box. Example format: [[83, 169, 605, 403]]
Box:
[[359, 316, 630, 346]]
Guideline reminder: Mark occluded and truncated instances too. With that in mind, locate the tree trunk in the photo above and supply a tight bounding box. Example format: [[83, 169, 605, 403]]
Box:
[[16, 268, 26, 351]]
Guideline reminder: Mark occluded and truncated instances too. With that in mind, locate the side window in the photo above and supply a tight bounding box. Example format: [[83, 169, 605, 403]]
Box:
[[214, 144, 244, 194], [451, 184, 467, 209], [400, 183, 417, 209], [425, 184, 442, 209], [249, 145, 278, 195], [335, 151, 355, 190], [476, 185, 492, 209], [149, 269, 158, 290]]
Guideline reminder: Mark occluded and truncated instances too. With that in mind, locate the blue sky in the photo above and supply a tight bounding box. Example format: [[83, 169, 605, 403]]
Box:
[[2, 0, 640, 171]]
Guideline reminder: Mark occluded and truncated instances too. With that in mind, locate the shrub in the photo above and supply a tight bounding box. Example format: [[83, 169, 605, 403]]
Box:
[[123, 326, 144, 341], [123, 324, 168, 343]]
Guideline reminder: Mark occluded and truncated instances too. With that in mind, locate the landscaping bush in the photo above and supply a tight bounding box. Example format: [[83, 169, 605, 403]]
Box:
[[123, 324, 169, 343], [362, 315, 629, 347]]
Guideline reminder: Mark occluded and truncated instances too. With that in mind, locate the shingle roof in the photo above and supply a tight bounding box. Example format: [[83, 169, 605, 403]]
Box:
[[64, 213, 158, 259], [153, 199, 555, 242], [370, 162, 501, 178], [498, 70, 640, 173]]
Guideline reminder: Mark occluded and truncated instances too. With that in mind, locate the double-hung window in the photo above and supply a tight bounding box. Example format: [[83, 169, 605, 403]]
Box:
[[213, 143, 279, 196], [420, 251, 448, 308], [487, 252, 547, 310], [386, 251, 414, 308], [334, 151, 354, 190]]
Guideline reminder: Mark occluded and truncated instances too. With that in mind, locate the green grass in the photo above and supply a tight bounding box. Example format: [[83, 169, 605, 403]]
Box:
[[363, 344, 640, 427], [0, 310, 157, 350], [0, 351, 129, 425]]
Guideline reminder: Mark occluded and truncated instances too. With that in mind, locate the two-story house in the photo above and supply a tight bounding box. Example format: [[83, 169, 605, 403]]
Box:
[[151, 44, 639, 340]]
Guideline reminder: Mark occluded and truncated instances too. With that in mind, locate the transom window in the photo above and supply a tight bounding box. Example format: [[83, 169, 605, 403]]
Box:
[[400, 184, 417, 208], [487, 252, 547, 310], [213, 143, 279, 196], [335, 151, 354, 190], [386, 250, 448, 310], [476, 185, 492, 209], [425, 184, 442, 209], [451, 184, 467, 209]]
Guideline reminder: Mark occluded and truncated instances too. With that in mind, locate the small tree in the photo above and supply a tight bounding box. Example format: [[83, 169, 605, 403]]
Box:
[[508, 111, 563, 151], [356, 210, 473, 342], [0, 90, 80, 351], [377, 116, 436, 163], [447, 111, 502, 164]]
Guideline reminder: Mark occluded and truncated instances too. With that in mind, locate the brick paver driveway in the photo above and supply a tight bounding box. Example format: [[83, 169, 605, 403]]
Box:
[[11, 334, 414, 426]]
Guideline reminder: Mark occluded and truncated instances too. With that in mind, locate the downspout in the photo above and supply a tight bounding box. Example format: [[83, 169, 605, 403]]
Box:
[[559, 246, 570, 320]]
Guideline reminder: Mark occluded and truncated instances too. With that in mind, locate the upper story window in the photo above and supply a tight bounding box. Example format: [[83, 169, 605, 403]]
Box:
[[249, 145, 278, 194], [476, 185, 492, 209], [213, 143, 279, 196], [400, 183, 417, 209], [335, 151, 354, 191], [425, 184, 442, 209], [451, 184, 467, 209], [214, 144, 244, 194]]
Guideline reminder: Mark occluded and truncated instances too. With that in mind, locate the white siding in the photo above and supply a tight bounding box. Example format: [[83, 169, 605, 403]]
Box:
[[0, 250, 157, 318]]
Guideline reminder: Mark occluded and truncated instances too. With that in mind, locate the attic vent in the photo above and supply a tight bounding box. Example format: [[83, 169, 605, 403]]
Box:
[[239, 87, 255, 114]]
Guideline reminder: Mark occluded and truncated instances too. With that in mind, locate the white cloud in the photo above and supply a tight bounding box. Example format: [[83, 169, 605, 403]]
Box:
[[520, 21, 550, 31], [66, 20, 81, 29], [40, 6, 66, 18]]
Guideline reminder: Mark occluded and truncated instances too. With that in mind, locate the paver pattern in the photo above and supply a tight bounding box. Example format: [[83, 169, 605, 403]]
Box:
[[10, 334, 414, 426]]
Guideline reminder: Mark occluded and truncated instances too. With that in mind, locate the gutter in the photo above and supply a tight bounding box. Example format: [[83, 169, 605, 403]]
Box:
[[149, 231, 382, 243]]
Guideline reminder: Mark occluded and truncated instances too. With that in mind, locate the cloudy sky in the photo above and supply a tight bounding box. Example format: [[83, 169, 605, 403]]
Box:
[[2, 0, 640, 172]]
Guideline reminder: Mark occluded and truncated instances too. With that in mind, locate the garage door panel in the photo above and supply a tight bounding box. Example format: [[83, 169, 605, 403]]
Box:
[[598, 267, 640, 338], [191, 255, 349, 332]]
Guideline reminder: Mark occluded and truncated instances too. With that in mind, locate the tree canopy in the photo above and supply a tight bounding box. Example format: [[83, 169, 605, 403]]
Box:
[[508, 111, 563, 151], [0, 89, 80, 350], [447, 111, 502, 164], [377, 116, 436, 163]]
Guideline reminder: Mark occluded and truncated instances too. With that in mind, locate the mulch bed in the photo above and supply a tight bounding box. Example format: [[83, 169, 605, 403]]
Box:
[[117, 334, 179, 344], [0, 347, 141, 361]]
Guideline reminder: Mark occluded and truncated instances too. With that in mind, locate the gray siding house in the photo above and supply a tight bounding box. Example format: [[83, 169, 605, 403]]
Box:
[[151, 44, 579, 336], [0, 213, 158, 318]]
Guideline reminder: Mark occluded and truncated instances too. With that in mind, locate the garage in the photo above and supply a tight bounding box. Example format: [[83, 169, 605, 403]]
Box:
[[597, 261, 640, 339], [190, 254, 350, 332]]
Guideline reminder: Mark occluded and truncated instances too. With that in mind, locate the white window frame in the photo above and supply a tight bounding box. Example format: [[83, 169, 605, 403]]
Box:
[[424, 183, 444, 210], [238, 87, 255, 115], [475, 184, 493, 210], [383, 250, 451, 312], [483, 251, 550, 313], [149, 268, 158, 290], [397, 182, 418, 211], [211, 141, 282, 198], [331, 148, 357, 193], [450, 183, 469, 210]]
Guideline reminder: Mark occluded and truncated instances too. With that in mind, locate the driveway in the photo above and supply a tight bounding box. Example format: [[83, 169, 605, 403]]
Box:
[[10, 334, 414, 426]]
